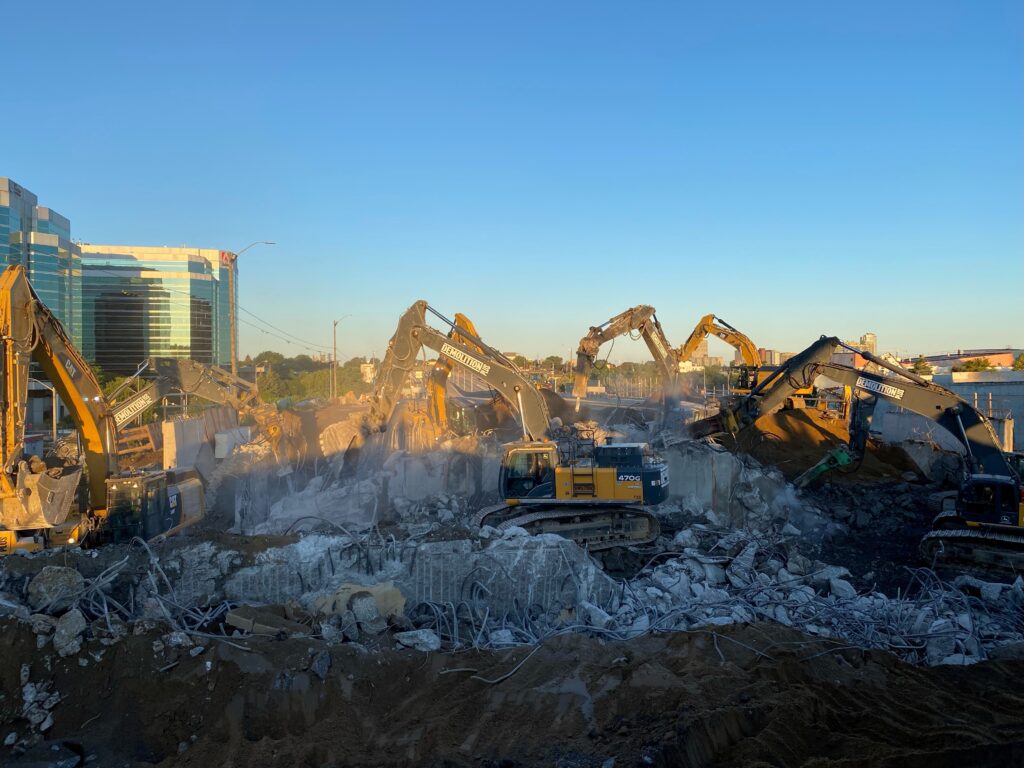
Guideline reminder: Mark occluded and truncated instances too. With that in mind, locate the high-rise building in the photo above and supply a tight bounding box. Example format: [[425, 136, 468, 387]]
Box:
[[860, 333, 877, 356], [79, 245, 236, 374], [0, 178, 82, 345], [844, 332, 878, 357]]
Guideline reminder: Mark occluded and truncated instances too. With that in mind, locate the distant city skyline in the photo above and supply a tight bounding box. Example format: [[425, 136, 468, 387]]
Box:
[[3, 2, 1021, 363]]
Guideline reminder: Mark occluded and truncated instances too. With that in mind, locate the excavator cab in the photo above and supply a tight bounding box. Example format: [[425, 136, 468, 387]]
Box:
[[728, 364, 755, 393], [1005, 452, 1024, 480], [102, 472, 180, 543], [500, 444, 558, 499], [958, 475, 1023, 529]]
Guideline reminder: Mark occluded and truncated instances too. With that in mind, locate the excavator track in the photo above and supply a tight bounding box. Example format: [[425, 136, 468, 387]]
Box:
[[475, 502, 661, 551], [920, 528, 1024, 572]]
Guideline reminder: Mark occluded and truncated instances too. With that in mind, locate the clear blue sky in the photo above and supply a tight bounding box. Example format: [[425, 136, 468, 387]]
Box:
[[4, 1, 1022, 363]]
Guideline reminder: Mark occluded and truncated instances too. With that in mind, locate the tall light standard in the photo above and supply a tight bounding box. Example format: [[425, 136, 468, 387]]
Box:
[[29, 378, 58, 444], [227, 241, 275, 376], [331, 315, 352, 400]]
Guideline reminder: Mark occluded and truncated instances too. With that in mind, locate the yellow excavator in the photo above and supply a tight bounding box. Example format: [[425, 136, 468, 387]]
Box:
[[342, 301, 669, 550], [573, 307, 767, 406], [689, 336, 1024, 570], [677, 313, 762, 393], [0, 265, 204, 554], [678, 313, 816, 403]]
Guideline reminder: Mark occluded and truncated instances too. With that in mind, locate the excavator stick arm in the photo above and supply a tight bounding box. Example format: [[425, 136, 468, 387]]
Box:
[[573, 305, 678, 399], [428, 312, 482, 430], [367, 301, 552, 443], [679, 313, 761, 369], [692, 333, 1014, 482]]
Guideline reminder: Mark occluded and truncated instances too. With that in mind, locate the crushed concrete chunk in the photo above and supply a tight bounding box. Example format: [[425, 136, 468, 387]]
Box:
[[810, 565, 852, 591], [702, 564, 726, 586], [53, 608, 87, 657], [27, 566, 84, 613], [776, 568, 801, 585], [29, 613, 57, 635], [349, 592, 387, 635], [310, 650, 332, 680], [165, 631, 193, 648], [726, 543, 758, 587], [395, 629, 441, 652], [319, 621, 343, 644], [489, 629, 515, 646], [829, 578, 857, 599], [701, 587, 730, 604], [580, 600, 612, 629], [340, 610, 360, 642]]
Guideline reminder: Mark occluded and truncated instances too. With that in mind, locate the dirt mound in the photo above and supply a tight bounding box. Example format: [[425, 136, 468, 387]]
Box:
[[3, 620, 1023, 767], [732, 409, 918, 483]]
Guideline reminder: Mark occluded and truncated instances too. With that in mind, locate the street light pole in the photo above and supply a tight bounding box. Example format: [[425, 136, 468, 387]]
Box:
[[331, 315, 351, 400], [227, 240, 275, 376]]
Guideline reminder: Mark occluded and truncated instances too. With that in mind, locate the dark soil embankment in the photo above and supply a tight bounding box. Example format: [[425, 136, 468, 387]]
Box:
[[3, 620, 1023, 767]]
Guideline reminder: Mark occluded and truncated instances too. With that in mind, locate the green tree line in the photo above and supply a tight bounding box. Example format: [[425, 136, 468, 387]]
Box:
[[248, 353, 376, 403]]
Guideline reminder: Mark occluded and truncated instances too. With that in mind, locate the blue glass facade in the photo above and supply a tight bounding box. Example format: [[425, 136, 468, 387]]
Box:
[[80, 246, 235, 375], [0, 179, 82, 347]]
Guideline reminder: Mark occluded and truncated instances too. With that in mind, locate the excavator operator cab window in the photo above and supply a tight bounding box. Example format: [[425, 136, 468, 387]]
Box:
[[104, 478, 145, 543], [731, 366, 753, 391], [961, 479, 1017, 525], [503, 449, 555, 499]]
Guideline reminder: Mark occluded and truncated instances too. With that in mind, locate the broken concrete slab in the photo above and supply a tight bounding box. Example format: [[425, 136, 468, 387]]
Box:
[[27, 566, 83, 613], [348, 591, 387, 635], [310, 649, 332, 679], [225, 605, 310, 637], [53, 608, 87, 657], [395, 629, 441, 652]]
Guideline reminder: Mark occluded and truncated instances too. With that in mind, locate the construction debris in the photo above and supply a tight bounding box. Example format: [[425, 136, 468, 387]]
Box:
[[2, 403, 1023, 765]]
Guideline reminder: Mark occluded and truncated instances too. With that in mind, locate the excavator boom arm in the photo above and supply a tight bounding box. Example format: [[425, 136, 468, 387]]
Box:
[[0, 266, 118, 507], [370, 301, 552, 441], [679, 314, 761, 368], [573, 305, 678, 397], [111, 357, 260, 429], [692, 334, 1013, 479]]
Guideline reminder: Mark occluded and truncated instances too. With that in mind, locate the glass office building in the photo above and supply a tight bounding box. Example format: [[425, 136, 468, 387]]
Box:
[[80, 245, 236, 375], [0, 178, 82, 347]]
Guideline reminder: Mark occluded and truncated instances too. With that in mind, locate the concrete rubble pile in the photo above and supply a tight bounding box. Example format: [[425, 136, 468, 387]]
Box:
[[611, 525, 1024, 665], [222, 437, 499, 536], [660, 440, 836, 541], [3, 512, 1020, 671], [0, 423, 1018, 706]]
